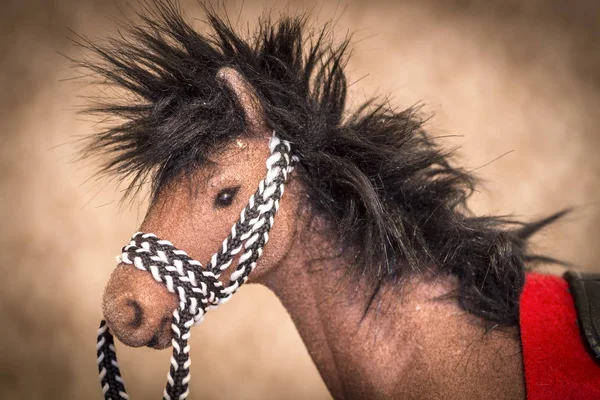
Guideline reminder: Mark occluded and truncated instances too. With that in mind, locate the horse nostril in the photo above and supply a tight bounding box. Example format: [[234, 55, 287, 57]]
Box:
[[126, 299, 144, 329]]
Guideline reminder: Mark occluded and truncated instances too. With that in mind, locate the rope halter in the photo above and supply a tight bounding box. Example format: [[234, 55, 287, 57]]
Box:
[[96, 135, 298, 400]]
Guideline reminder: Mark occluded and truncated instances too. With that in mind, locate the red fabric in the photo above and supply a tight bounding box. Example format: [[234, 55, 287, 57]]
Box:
[[520, 273, 600, 400]]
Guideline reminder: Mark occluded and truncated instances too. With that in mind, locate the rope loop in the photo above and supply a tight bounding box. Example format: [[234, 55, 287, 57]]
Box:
[[97, 135, 297, 399]]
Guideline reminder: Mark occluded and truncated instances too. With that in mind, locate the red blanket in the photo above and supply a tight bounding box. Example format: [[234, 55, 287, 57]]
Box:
[[520, 273, 600, 399]]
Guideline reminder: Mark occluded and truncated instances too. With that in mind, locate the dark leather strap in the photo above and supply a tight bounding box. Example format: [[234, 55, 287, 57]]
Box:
[[564, 270, 600, 362]]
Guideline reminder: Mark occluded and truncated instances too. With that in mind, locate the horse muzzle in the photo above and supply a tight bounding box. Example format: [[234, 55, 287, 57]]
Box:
[[102, 263, 178, 349]]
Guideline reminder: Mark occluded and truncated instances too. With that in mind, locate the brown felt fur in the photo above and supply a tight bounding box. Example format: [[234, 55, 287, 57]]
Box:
[[102, 68, 526, 399]]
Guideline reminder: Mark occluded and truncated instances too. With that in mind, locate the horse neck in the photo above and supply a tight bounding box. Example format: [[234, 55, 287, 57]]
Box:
[[260, 230, 527, 399]]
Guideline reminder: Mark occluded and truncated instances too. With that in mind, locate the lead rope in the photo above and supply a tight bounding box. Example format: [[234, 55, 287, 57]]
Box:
[[96, 135, 298, 400]]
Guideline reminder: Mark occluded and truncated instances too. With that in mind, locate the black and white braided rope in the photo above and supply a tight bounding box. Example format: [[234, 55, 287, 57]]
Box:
[[96, 135, 297, 400]]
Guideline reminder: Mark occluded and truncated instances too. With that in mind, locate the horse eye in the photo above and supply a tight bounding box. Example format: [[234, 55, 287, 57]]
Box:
[[214, 186, 240, 208]]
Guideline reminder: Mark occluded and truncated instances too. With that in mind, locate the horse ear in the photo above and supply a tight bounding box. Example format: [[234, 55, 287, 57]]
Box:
[[217, 67, 267, 135]]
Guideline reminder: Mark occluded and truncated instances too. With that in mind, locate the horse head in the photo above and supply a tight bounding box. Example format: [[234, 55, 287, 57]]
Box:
[[102, 66, 303, 350]]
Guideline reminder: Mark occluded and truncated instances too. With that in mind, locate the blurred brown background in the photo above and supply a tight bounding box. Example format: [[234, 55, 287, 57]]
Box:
[[1, 0, 599, 398]]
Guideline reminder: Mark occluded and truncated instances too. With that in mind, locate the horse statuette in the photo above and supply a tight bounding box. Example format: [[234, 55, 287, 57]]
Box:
[[79, 1, 600, 399]]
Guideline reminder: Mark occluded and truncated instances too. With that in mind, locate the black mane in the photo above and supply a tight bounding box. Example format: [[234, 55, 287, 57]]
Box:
[[79, 0, 564, 327]]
